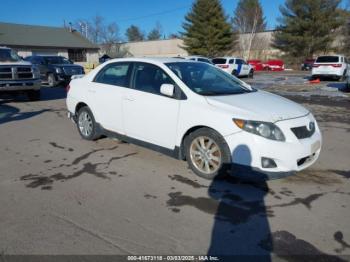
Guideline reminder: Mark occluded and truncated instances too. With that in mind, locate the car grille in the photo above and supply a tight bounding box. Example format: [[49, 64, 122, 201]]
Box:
[[0, 66, 33, 80], [291, 123, 315, 139], [63, 67, 82, 75]]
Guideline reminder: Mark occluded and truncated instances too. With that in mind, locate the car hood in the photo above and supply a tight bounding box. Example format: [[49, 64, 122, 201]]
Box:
[[205, 90, 309, 122], [0, 60, 32, 66]]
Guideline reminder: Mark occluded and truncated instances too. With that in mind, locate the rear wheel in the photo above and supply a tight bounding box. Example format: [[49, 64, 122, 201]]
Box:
[[232, 70, 238, 77], [76, 106, 100, 140], [184, 128, 231, 180], [339, 71, 347, 82], [27, 90, 41, 101]]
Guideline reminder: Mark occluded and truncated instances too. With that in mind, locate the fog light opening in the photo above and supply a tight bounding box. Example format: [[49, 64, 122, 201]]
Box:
[[262, 157, 277, 168]]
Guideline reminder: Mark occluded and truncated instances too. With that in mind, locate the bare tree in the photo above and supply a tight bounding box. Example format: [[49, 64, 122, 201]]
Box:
[[232, 0, 266, 60]]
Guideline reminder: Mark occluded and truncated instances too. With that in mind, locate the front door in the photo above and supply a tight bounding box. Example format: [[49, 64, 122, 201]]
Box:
[[122, 62, 180, 149]]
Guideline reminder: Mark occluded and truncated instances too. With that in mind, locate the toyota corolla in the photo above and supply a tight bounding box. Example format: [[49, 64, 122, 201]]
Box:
[[66, 58, 322, 180]]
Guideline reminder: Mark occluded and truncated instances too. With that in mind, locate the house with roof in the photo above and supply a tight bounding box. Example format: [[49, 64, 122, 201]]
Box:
[[0, 22, 99, 64]]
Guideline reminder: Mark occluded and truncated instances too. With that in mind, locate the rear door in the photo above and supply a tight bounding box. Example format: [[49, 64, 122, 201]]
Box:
[[89, 62, 133, 133]]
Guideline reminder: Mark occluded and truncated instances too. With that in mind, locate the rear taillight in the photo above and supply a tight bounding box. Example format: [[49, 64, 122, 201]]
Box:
[[313, 64, 341, 68], [219, 65, 229, 69], [66, 84, 70, 93]]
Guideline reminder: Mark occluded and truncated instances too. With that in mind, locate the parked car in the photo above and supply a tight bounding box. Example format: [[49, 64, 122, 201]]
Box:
[[184, 56, 213, 64], [24, 55, 84, 87], [312, 55, 348, 81], [66, 58, 322, 180], [99, 54, 111, 64], [0, 47, 41, 100], [247, 59, 267, 71], [301, 59, 315, 71], [265, 59, 285, 71], [212, 57, 254, 78]]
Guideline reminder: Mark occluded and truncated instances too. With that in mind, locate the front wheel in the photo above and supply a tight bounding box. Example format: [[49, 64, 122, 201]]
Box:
[[248, 69, 254, 78], [184, 128, 231, 180], [76, 106, 100, 140], [47, 73, 57, 87]]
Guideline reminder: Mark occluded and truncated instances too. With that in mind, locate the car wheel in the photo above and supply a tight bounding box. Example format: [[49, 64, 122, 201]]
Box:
[[184, 128, 231, 180], [340, 71, 347, 82], [48, 73, 57, 87], [27, 90, 41, 101], [232, 70, 238, 77], [248, 69, 254, 78], [76, 106, 100, 141]]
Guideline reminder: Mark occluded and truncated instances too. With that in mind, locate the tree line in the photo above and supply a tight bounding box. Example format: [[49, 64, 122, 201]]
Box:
[[71, 0, 350, 63]]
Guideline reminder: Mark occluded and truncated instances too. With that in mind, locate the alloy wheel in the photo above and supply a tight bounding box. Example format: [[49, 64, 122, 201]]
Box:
[[78, 111, 93, 137], [189, 136, 222, 174]]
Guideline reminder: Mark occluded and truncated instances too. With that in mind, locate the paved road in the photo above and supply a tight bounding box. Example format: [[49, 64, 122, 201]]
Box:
[[0, 83, 349, 260]]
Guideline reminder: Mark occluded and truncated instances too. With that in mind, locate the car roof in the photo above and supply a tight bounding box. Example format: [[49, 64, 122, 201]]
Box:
[[104, 57, 195, 65]]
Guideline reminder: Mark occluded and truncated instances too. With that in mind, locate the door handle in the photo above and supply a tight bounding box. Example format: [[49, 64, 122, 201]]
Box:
[[124, 96, 135, 102], [88, 89, 96, 94]]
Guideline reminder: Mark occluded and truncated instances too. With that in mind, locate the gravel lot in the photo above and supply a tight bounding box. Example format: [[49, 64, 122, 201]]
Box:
[[0, 72, 349, 260]]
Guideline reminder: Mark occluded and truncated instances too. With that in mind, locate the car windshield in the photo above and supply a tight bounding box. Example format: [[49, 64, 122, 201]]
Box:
[[43, 56, 72, 64], [0, 49, 21, 62], [316, 56, 339, 63], [166, 62, 253, 96]]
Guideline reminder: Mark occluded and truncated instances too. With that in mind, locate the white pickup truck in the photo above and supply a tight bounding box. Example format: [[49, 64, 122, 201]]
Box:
[[0, 47, 41, 100]]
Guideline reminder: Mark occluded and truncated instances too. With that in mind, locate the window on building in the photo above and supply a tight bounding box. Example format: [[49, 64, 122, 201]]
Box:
[[68, 49, 87, 62]]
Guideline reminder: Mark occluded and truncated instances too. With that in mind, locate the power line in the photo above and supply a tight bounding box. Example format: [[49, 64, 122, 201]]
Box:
[[115, 5, 191, 23]]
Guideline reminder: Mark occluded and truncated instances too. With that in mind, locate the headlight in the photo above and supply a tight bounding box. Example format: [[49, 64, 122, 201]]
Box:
[[55, 67, 62, 74], [233, 119, 285, 141], [32, 65, 40, 78]]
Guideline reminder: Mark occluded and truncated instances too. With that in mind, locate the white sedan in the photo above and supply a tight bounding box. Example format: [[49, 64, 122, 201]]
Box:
[[66, 58, 322, 180]]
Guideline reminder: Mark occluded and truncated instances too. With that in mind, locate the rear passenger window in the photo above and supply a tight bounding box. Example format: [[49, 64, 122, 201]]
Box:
[[229, 59, 234, 64], [133, 63, 174, 95], [95, 63, 131, 87]]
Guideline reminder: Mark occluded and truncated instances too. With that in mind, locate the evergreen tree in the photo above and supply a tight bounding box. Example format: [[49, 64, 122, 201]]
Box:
[[126, 25, 144, 42], [273, 0, 343, 62], [182, 0, 236, 57], [232, 0, 266, 33]]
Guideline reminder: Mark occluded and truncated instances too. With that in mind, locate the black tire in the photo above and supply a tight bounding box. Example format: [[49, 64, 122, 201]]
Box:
[[184, 128, 231, 180], [232, 70, 238, 77], [76, 106, 100, 141], [248, 69, 254, 78], [47, 73, 57, 87], [27, 90, 41, 101], [339, 71, 347, 82]]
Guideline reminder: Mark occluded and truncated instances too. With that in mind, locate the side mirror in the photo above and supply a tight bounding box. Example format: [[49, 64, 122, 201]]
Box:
[[160, 84, 175, 97]]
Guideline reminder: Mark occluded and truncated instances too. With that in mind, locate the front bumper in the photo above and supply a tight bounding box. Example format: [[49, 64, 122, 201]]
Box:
[[0, 79, 41, 91], [224, 114, 322, 180]]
